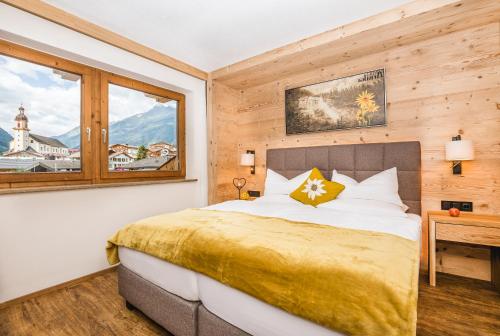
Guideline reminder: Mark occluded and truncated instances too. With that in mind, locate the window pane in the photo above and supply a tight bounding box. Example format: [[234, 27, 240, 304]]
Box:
[[0, 55, 81, 173], [108, 83, 179, 172]]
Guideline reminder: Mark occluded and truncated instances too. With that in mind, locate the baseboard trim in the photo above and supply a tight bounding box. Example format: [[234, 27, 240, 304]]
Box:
[[0, 265, 118, 310]]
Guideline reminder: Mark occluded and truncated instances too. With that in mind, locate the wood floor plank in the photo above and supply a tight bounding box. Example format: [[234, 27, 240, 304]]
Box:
[[0, 271, 498, 335], [417, 274, 500, 336], [0, 271, 169, 336]]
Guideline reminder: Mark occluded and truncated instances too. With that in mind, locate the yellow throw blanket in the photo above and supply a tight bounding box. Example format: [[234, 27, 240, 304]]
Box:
[[107, 209, 419, 336]]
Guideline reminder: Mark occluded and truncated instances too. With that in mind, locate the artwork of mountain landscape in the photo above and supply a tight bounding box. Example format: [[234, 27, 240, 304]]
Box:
[[0, 54, 178, 173], [285, 69, 386, 134]]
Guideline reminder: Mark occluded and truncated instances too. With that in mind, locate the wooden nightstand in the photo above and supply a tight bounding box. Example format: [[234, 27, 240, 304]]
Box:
[[428, 211, 500, 289]]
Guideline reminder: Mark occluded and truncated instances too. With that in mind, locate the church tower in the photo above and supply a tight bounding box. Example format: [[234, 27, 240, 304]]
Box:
[[12, 105, 30, 152]]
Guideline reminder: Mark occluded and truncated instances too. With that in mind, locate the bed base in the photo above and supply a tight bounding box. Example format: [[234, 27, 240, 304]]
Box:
[[118, 265, 249, 336]]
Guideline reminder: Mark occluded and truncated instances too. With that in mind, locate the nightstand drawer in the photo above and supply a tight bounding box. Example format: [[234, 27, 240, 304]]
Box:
[[436, 223, 500, 247]]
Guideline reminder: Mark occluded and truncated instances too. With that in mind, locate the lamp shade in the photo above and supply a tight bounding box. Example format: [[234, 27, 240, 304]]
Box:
[[240, 153, 255, 166], [445, 140, 474, 161]]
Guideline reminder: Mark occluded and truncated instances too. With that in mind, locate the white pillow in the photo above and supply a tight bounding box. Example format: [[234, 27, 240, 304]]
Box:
[[264, 169, 311, 195], [331, 172, 357, 186], [331, 168, 408, 211], [318, 199, 408, 218]]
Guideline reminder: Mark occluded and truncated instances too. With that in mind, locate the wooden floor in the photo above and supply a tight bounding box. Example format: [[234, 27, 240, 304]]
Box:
[[0, 271, 499, 336]]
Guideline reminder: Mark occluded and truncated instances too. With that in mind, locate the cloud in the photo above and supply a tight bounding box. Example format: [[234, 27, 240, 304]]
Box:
[[0, 55, 80, 136], [108, 84, 177, 123], [0, 55, 51, 79], [0, 55, 177, 137], [108, 84, 156, 122]]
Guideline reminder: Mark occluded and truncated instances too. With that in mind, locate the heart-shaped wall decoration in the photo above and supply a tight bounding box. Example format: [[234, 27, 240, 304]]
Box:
[[233, 178, 247, 200], [233, 177, 247, 189]]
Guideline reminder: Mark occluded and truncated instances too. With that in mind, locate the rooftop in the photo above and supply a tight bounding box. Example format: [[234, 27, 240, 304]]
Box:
[[123, 156, 174, 170], [30, 134, 68, 148]]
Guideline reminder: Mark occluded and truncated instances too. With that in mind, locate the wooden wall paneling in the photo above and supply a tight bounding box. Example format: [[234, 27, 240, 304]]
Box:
[[209, 3, 500, 278], [212, 0, 458, 81], [207, 80, 241, 203], [493, 247, 500, 289], [212, 0, 500, 89], [206, 74, 215, 203]]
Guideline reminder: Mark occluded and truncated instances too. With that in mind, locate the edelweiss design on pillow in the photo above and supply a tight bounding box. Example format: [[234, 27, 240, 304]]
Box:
[[290, 168, 345, 206], [302, 178, 326, 200]]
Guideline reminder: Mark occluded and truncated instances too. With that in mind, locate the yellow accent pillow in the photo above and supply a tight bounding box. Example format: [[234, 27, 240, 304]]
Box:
[[290, 168, 345, 207]]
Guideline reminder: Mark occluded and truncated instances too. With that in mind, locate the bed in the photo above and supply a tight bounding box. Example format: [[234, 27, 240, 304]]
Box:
[[110, 141, 422, 336]]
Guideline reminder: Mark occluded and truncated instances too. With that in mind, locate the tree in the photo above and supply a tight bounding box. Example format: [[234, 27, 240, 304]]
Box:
[[136, 145, 148, 160]]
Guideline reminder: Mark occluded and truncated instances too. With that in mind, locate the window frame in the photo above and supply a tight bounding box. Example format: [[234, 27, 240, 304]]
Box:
[[0, 40, 93, 187], [98, 72, 186, 182], [0, 39, 187, 191]]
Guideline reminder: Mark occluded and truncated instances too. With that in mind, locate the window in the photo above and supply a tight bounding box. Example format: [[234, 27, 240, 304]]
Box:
[[0, 40, 92, 185], [0, 40, 185, 191], [99, 73, 185, 180]]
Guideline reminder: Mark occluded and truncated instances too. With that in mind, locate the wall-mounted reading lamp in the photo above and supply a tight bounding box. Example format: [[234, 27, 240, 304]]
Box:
[[445, 135, 474, 175], [240, 150, 255, 174]]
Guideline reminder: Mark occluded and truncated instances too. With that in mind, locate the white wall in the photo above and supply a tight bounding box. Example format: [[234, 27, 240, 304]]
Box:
[[0, 4, 207, 303]]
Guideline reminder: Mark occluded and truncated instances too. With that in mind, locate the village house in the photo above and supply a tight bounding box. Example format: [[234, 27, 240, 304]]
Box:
[[109, 143, 138, 157], [108, 151, 134, 170], [5, 106, 69, 160], [148, 142, 177, 158]]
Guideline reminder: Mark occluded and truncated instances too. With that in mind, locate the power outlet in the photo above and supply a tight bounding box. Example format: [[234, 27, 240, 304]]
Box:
[[248, 190, 261, 197], [441, 200, 473, 212]]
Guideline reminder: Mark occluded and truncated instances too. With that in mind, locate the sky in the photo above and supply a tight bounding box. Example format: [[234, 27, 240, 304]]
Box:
[[108, 83, 177, 123], [0, 55, 80, 136], [0, 54, 177, 137]]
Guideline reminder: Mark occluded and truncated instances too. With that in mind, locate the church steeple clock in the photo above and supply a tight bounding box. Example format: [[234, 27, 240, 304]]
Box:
[[12, 105, 30, 152]]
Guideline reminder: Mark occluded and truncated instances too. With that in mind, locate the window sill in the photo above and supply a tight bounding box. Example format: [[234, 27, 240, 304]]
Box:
[[0, 178, 198, 196]]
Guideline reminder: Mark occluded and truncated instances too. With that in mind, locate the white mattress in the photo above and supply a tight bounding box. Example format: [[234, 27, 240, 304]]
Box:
[[118, 199, 422, 336], [198, 273, 342, 336], [118, 246, 199, 301]]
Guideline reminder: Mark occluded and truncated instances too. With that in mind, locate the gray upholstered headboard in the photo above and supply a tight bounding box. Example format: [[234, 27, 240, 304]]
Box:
[[266, 141, 421, 215]]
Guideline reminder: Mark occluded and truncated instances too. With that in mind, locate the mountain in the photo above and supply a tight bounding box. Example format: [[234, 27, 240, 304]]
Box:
[[0, 127, 13, 153], [108, 105, 177, 147], [55, 124, 80, 149], [55, 105, 177, 149]]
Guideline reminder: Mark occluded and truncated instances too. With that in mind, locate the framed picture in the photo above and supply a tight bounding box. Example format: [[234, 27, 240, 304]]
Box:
[[285, 68, 386, 135]]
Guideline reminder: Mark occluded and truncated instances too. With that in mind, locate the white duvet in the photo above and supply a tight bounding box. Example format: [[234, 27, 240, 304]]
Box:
[[206, 196, 421, 241]]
